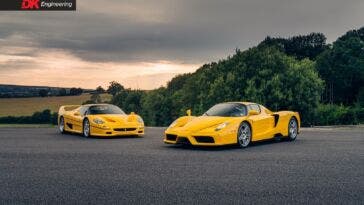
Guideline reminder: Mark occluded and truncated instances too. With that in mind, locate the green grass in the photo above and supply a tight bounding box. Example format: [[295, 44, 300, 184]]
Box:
[[0, 94, 112, 117]]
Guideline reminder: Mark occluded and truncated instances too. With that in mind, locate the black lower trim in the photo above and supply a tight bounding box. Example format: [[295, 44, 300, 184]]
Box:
[[194, 136, 215, 143], [66, 123, 73, 129], [166, 134, 177, 141], [114, 128, 137, 131], [176, 137, 191, 145]]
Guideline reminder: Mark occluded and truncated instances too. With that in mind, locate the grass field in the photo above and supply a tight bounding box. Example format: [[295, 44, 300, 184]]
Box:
[[0, 94, 111, 117]]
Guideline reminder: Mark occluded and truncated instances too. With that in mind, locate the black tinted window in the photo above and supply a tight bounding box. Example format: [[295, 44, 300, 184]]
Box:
[[88, 105, 126, 115], [204, 103, 247, 117]]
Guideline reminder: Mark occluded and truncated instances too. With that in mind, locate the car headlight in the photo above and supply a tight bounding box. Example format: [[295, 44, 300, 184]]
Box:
[[168, 120, 178, 128], [93, 118, 105, 124], [215, 122, 229, 131], [137, 116, 144, 124]]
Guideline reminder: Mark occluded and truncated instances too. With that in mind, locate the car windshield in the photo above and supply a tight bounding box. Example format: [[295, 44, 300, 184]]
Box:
[[203, 103, 247, 117], [88, 105, 126, 115]]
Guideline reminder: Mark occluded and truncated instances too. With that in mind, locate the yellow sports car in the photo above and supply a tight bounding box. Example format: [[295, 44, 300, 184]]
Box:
[[58, 104, 144, 137], [164, 102, 300, 148]]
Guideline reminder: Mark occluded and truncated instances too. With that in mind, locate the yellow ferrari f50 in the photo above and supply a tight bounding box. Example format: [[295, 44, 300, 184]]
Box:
[[58, 104, 144, 137], [164, 102, 300, 148]]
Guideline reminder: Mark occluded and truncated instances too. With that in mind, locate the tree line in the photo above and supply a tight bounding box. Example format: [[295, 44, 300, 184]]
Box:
[[38, 87, 83, 97], [0, 85, 84, 98], [93, 27, 363, 126]]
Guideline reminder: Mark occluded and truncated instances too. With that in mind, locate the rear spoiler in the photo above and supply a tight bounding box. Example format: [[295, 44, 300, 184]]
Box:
[[58, 105, 80, 115]]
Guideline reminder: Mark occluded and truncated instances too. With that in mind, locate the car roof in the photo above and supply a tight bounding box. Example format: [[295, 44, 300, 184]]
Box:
[[223, 102, 257, 106], [82, 103, 113, 107]]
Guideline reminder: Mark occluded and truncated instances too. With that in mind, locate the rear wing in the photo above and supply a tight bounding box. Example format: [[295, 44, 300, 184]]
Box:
[[58, 105, 80, 115]]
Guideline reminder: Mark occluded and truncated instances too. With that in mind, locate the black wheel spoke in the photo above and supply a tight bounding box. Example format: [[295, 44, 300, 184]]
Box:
[[83, 119, 90, 137], [238, 122, 251, 148], [288, 118, 298, 141]]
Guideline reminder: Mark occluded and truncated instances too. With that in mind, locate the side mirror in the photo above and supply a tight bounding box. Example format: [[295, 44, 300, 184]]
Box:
[[74, 111, 81, 116], [130, 112, 135, 115], [248, 110, 259, 116], [186, 109, 192, 116]]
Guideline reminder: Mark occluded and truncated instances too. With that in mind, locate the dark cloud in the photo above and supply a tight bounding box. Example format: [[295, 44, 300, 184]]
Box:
[[0, 0, 363, 64]]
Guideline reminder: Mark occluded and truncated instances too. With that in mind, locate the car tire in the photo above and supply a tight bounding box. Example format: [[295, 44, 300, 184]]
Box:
[[288, 117, 298, 141], [237, 122, 251, 148], [83, 118, 91, 138], [59, 116, 66, 134]]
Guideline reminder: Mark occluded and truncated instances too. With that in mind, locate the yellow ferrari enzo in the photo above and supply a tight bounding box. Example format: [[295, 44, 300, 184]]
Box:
[[58, 104, 144, 137], [164, 102, 300, 148]]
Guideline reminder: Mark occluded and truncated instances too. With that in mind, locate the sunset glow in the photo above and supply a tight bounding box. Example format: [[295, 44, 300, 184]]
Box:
[[0, 47, 199, 89]]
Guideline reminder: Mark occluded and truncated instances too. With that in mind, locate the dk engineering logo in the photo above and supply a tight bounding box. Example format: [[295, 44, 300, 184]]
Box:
[[22, 0, 40, 9], [0, 0, 76, 10]]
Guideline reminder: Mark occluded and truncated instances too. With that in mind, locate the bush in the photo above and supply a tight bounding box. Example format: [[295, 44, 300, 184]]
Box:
[[314, 104, 364, 125], [0, 109, 58, 125]]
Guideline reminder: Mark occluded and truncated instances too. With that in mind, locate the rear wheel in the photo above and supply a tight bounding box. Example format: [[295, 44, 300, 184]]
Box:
[[237, 122, 251, 148], [59, 116, 65, 134], [288, 117, 298, 141], [83, 119, 91, 138]]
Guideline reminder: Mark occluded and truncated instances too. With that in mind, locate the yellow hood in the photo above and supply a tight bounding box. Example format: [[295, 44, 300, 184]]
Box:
[[181, 116, 231, 132], [92, 114, 134, 124]]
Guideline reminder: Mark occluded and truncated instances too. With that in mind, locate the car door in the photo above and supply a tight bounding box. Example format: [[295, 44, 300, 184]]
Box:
[[248, 104, 275, 141], [72, 106, 88, 133]]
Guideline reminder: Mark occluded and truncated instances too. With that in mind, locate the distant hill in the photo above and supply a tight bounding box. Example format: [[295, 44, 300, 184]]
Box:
[[0, 84, 93, 98], [0, 93, 112, 117]]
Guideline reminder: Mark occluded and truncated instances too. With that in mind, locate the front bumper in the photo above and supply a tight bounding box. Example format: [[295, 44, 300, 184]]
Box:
[[91, 126, 144, 137], [163, 131, 235, 146]]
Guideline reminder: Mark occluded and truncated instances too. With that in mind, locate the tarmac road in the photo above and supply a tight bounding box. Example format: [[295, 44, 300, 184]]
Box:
[[0, 127, 363, 204]]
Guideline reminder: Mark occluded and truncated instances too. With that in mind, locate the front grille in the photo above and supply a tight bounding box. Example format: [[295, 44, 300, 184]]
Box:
[[194, 136, 215, 143], [114, 128, 137, 132], [166, 134, 177, 141], [176, 137, 191, 145]]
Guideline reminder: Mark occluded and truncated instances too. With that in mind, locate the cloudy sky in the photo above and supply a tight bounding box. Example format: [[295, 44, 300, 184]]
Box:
[[0, 0, 363, 89]]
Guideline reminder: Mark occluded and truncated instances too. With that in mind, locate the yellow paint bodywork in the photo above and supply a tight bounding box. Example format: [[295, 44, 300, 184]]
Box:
[[164, 102, 300, 146], [58, 104, 144, 137]]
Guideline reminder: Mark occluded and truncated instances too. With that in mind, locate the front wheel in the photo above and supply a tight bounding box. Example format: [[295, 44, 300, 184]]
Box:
[[83, 119, 91, 138], [288, 117, 298, 141], [237, 122, 251, 148], [59, 116, 65, 134]]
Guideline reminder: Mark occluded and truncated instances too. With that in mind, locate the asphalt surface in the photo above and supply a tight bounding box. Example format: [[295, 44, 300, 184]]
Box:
[[0, 127, 363, 204]]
